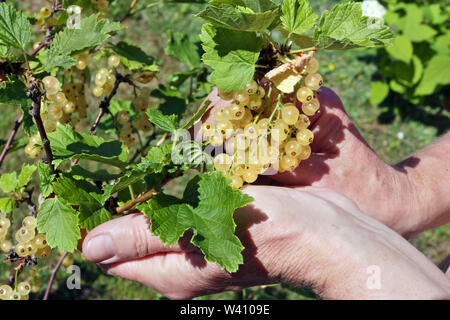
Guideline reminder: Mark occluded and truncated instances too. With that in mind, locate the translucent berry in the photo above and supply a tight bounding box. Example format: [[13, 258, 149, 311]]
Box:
[[108, 55, 121, 68], [304, 73, 323, 91], [22, 216, 37, 230]]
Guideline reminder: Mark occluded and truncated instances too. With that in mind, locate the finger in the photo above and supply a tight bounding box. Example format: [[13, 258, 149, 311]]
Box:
[[82, 213, 199, 265], [102, 252, 232, 300]]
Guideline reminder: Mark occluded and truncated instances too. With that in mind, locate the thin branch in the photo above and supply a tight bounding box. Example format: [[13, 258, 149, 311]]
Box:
[[90, 73, 132, 135], [120, 0, 139, 22], [115, 189, 157, 214], [129, 133, 155, 163], [27, 81, 56, 175], [43, 251, 67, 300], [0, 115, 23, 168]]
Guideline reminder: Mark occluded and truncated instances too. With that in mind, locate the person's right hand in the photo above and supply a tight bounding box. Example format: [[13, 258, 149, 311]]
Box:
[[201, 87, 416, 235]]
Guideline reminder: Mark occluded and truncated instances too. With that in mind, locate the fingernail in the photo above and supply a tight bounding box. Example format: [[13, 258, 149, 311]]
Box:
[[84, 234, 116, 263]]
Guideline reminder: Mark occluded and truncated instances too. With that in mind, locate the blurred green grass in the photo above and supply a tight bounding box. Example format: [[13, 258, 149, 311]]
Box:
[[0, 0, 448, 300]]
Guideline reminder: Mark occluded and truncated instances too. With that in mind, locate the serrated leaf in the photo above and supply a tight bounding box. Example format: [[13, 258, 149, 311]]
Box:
[[0, 172, 17, 193], [43, 14, 122, 71], [140, 172, 253, 272], [107, 41, 158, 71], [37, 198, 81, 252], [52, 176, 109, 231], [166, 31, 201, 68], [37, 162, 55, 198], [197, 0, 280, 32], [281, 0, 317, 38], [415, 55, 450, 96], [138, 144, 173, 173], [200, 23, 263, 92], [386, 35, 413, 64], [314, 2, 394, 50], [0, 3, 31, 49], [146, 109, 179, 132], [370, 81, 389, 105], [47, 125, 128, 168], [0, 76, 31, 107], [0, 197, 14, 213], [17, 164, 36, 189]]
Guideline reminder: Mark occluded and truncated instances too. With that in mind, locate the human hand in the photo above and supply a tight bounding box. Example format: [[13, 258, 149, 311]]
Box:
[[82, 185, 450, 300], [200, 88, 417, 236]]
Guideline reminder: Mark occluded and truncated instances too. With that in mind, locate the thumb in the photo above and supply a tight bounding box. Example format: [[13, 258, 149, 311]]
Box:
[[82, 213, 198, 265]]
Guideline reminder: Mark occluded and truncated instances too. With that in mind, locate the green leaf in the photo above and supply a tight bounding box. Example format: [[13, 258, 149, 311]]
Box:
[[0, 197, 14, 213], [0, 3, 31, 49], [0, 76, 31, 107], [166, 31, 201, 68], [37, 162, 55, 198], [137, 144, 173, 173], [0, 172, 17, 193], [37, 198, 81, 252], [109, 144, 174, 195], [280, 0, 317, 37], [52, 176, 109, 231], [370, 81, 389, 105], [146, 109, 179, 132], [107, 41, 158, 72], [43, 14, 122, 71], [21, 106, 37, 137], [386, 35, 413, 64], [140, 172, 254, 272], [403, 24, 437, 43], [314, 2, 394, 50], [69, 165, 121, 182], [0, 137, 27, 156], [200, 23, 263, 92], [411, 55, 423, 85], [197, 0, 280, 32], [47, 125, 128, 168], [415, 55, 450, 96], [17, 164, 36, 189], [422, 4, 447, 25]]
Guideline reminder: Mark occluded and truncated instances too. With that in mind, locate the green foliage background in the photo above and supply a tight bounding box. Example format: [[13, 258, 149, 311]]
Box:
[[0, 0, 448, 300]]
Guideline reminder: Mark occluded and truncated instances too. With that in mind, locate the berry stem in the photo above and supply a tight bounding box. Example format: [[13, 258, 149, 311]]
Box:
[[0, 114, 23, 169], [43, 251, 67, 300], [115, 189, 157, 214], [289, 46, 317, 54]]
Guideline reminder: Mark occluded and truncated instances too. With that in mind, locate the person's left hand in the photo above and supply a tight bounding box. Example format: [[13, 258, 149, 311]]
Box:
[[82, 185, 450, 300]]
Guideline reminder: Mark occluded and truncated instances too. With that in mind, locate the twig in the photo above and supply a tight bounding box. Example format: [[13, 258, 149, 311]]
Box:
[[43, 251, 67, 300], [27, 81, 56, 175], [0, 115, 23, 168], [129, 133, 155, 163], [90, 73, 132, 135], [120, 0, 139, 22], [115, 189, 157, 214]]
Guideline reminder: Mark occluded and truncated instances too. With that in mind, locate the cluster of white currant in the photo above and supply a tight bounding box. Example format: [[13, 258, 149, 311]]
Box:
[[0, 282, 32, 300], [203, 57, 323, 189], [92, 55, 121, 97], [12, 216, 51, 258], [35, 6, 53, 26]]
